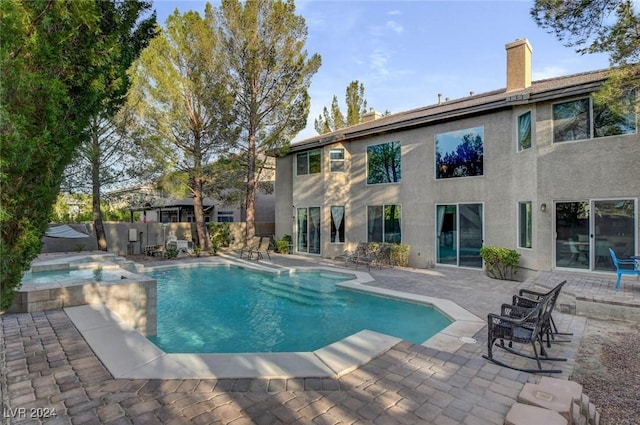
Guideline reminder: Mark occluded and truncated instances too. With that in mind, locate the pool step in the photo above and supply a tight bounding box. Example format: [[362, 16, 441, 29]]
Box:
[[272, 275, 335, 293], [253, 280, 346, 307]]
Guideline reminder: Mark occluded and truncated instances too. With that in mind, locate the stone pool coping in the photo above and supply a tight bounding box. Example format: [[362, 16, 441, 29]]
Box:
[[65, 257, 485, 380]]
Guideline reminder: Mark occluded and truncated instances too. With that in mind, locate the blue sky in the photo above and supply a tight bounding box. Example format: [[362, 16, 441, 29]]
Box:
[[152, 1, 611, 142]]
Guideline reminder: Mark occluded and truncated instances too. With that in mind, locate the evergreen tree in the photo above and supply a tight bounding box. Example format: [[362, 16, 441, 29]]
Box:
[[217, 0, 321, 242], [128, 5, 237, 250], [0, 0, 155, 310], [532, 0, 639, 113], [315, 80, 370, 134]]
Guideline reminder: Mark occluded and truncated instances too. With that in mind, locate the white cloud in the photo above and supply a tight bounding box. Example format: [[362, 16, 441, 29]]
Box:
[[532, 65, 568, 81], [386, 20, 403, 34], [388, 10, 401, 16], [370, 48, 390, 76]]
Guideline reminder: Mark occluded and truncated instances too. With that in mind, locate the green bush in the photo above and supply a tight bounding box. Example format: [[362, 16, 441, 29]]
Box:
[[390, 244, 410, 267], [165, 247, 179, 259], [274, 234, 292, 254], [208, 222, 233, 248], [479, 246, 520, 280]]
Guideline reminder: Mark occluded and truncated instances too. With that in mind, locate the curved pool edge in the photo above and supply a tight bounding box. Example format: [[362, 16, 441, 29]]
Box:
[[64, 257, 485, 380], [65, 303, 401, 379]]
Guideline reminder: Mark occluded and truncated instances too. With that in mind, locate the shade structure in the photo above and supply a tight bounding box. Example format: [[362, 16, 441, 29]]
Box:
[[45, 224, 89, 239]]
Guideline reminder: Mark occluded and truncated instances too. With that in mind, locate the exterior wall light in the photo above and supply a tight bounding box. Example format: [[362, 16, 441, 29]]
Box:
[[540, 203, 547, 212]]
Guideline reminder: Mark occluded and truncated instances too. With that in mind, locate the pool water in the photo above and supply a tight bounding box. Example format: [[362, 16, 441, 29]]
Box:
[[21, 268, 123, 284], [147, 266, 451, 353]]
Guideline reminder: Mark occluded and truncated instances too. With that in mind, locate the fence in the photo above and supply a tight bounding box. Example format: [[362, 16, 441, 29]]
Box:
[[41, 221, 275, 255]]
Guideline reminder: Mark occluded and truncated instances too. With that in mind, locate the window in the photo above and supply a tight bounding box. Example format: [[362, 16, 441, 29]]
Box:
[[330, 206, 345, 243], [217, 211, 234, 222], [296, 149, 321, 175], [297, 207, 320, 254], [518, 202, 532, 249], [367, 142, 401, 184], [553, 95, 637, 142], [517, 111, 532, 151], [435, 126, 484, 179], [330, 148, 345, 172], [594, 92, 637, 137], [553, 99, 590, 142], [367, 205, 401, 243]]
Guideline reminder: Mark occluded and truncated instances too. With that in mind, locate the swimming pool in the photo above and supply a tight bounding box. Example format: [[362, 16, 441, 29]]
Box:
[[147, 265, 452, 353]]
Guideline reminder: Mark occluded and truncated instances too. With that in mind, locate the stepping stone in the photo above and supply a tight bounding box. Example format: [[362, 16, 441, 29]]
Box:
[[518, 382, 574, 423], [539, 376, 583, 402], [505, 403, 567, 425]]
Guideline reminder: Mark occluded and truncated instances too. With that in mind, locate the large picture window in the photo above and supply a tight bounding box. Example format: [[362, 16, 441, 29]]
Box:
[[296, 149, 321, 175], [517, 111, 532, 151], [367, 142, 401, 184], [435, 126, 484, 179], [518, 202, 532, 249], [553, 94, 637, 142], [367, 205, 401, 243], [330, 206, 345, 243]]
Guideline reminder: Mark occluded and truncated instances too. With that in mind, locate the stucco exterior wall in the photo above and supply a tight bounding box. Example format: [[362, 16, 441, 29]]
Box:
[[275, 98, 639, 271]]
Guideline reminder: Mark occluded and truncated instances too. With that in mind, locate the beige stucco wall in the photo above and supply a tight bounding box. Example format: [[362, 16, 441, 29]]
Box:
[[276, 100, 639, 271]]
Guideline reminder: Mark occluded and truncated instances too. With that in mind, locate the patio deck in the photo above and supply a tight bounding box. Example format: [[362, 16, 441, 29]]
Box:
[[1, 251, 638, 424]]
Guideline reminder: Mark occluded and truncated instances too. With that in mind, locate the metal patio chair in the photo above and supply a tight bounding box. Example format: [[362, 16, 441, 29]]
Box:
[[483, 290, 566, 374], [511, 280, 571, 346]]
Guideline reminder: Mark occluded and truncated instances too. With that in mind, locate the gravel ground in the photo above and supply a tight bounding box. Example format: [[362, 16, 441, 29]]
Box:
[[570, 319, 640, 425]]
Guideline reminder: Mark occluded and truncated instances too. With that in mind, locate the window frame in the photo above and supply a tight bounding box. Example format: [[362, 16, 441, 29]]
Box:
[[329, 148, 345, 172], [366, 141, 402, 185], [330, 206, 345, 243], [517, 110, 532, 152], [518, 201, 533, 249], [367, 204, 402, 244], [296, 149, 322, 176], [552, 95, 637, 143]]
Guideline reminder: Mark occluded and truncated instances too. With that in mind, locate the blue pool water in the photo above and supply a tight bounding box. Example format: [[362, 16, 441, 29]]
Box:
[[147, 266, 452, 353]]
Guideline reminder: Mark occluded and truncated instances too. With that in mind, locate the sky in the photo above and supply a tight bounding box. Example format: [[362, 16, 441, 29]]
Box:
[[151, 0, 612, 142]]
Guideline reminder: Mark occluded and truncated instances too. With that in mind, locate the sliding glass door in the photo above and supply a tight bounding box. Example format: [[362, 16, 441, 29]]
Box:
[[436, 203, 483, 268], [555, 199, 637, 271], [297, 207, 320, 254]]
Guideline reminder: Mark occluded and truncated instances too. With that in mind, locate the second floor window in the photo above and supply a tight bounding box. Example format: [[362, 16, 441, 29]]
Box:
[[517, 111, 532, 151], [330, 148, 345, 172], [553, 94, 637, 143], [367, 141, 401, 184], [296, 149, 321, 175]]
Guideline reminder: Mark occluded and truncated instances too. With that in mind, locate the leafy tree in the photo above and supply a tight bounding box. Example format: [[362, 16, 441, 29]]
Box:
[[217, 0, 321, 241], [128, 5, 237, 250], [0, 0, 153, 310], [531, 0, 639, 113], [315, 80, 369, 134]]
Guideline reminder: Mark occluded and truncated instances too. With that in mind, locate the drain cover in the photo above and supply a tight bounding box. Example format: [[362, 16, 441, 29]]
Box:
[[459, 337, 477, 344]]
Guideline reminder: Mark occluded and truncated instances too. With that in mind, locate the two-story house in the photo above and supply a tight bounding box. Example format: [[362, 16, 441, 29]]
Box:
[[274, 39, 639, 274]]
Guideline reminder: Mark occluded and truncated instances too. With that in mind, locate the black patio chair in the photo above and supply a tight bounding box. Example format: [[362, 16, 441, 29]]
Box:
[[483, 291, 566, 374], [512, 280, 571, 346]]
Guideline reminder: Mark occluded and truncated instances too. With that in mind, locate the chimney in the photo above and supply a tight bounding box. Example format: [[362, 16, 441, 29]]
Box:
[[505, 38, 532, 92], [361, 108, 381, 123]]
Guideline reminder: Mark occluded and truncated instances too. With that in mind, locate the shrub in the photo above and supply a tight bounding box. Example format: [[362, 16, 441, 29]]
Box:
[[208, 222, 233, 248], [390, 243, 410, 267], [275, 234, 292, 254], [165, 247, 179, 259], [479, 246, 520, 280]]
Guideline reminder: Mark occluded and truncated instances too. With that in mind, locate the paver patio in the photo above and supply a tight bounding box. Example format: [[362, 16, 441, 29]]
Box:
[[1, 252, 638, 424]]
